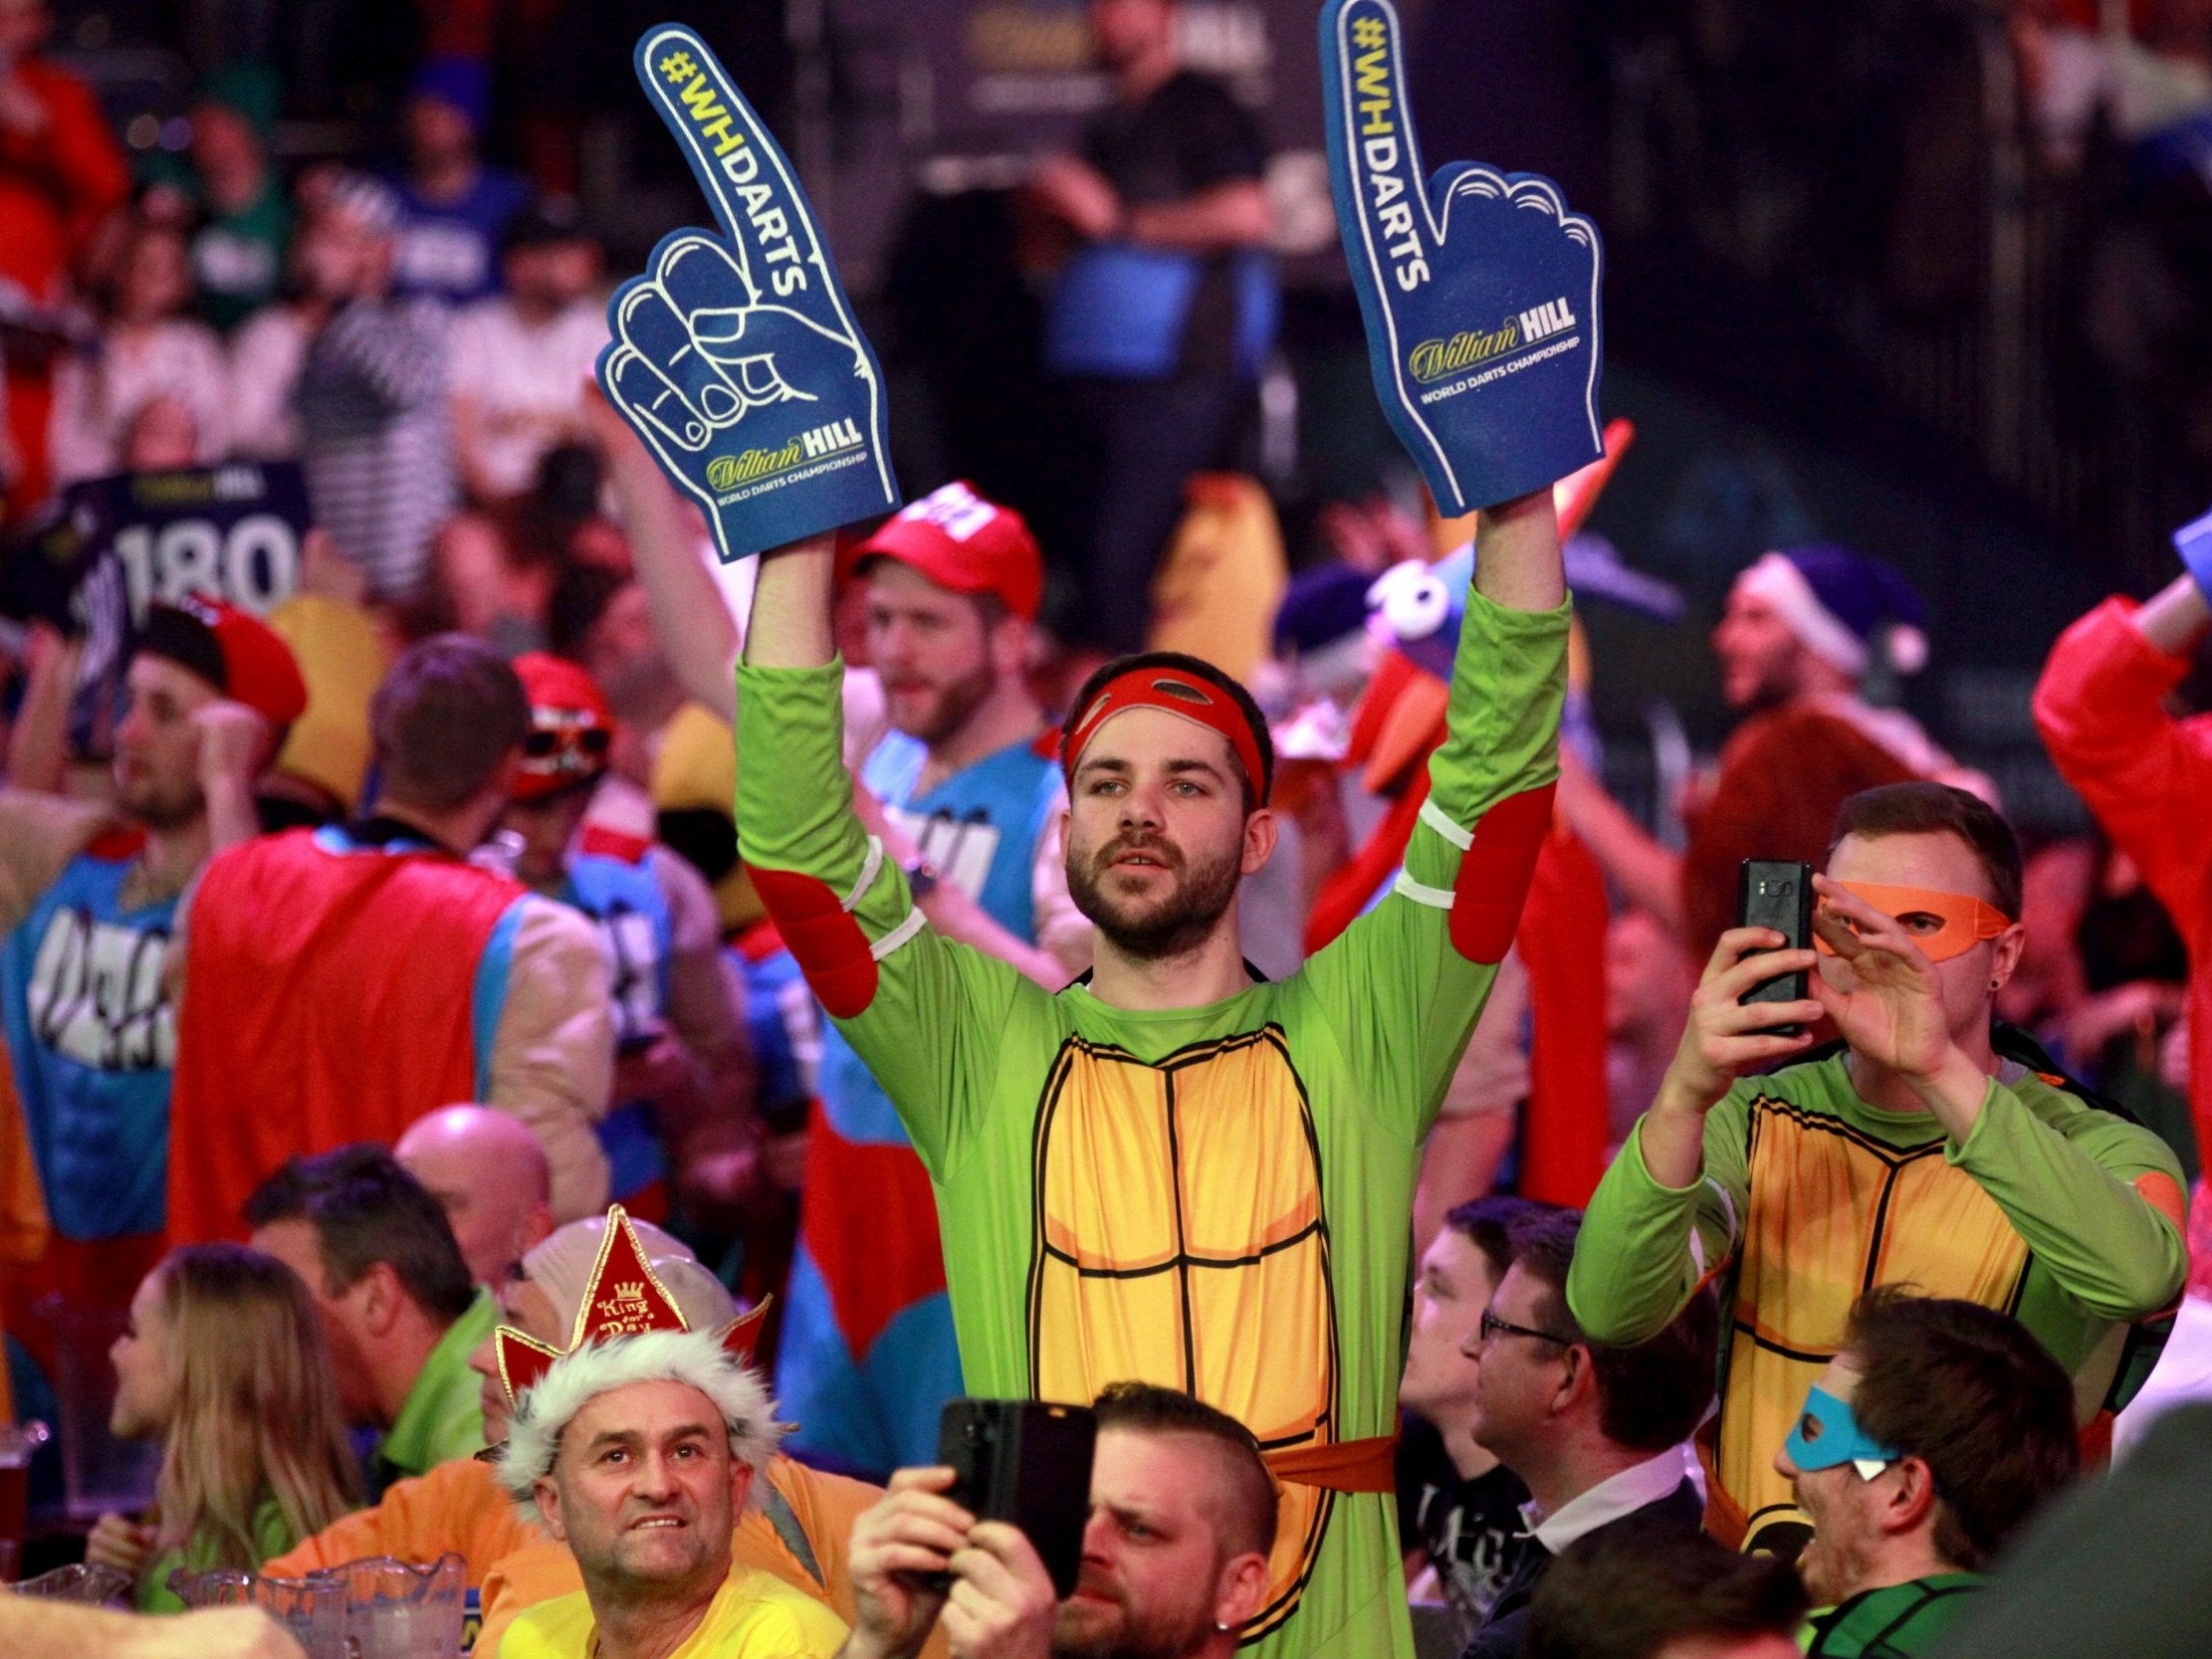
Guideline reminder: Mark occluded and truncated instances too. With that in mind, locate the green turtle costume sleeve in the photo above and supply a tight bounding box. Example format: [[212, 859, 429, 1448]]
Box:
[[1566, 1085, 1754, 1346], [1296, 589, 1568, 1142]]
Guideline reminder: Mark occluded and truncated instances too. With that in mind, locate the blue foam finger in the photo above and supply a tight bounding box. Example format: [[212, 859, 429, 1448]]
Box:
[[612, 279, 731, 429], [601, 24, 899, 562], [1319, 0, 1604, 513], [604, 344, 711, 460], [2175, 504, 2212, 607]]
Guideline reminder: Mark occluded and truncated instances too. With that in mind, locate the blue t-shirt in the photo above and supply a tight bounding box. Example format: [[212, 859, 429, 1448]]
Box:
[[2, 846, 179, 1239], [386, 167, 530, 305]]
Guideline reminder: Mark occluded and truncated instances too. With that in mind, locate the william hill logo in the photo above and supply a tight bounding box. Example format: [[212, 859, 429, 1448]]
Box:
[[1406, 296, 1579, 384], [705, 417, 862, 491]]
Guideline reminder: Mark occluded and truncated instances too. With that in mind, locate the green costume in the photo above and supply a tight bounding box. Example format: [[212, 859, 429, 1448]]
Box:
[[1568, 1054, 2185, 1550], [373, 1288, 498, 1495], [1803, 1572, 1982, 1658], [139, 1492, 296, 1611], [735, 589, 1566, 1658]]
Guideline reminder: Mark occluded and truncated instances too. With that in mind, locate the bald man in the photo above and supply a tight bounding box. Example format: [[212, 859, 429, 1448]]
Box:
[[396, 1105, 554, 1285]]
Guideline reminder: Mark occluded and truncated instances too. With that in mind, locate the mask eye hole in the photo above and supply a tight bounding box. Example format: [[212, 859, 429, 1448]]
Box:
[[1799, 1414, 1823, 1443]]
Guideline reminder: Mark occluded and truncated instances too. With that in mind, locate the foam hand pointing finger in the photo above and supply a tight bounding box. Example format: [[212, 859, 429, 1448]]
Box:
[[598, 25, 899, 563], [1321, 0, 1604, 512]]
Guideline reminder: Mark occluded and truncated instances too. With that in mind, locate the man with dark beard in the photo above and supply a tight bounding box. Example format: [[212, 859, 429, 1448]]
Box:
[[729, 468, 1567, 1659], [1, 599, 302, 1372], [778, 480, 1094, 1478], [834, 1383, 1275, 1659]]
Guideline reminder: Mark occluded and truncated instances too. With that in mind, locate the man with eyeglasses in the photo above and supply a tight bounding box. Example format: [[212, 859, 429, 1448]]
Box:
[[165, 635, 616, 1241], [495, 653, 758, 1222], [1777, 1289, 2079, 1658], [1457, 1211, 1716, 1659]]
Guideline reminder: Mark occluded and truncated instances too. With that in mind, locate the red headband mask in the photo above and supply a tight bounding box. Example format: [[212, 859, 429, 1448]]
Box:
[[1062, 668, 1267, 805]]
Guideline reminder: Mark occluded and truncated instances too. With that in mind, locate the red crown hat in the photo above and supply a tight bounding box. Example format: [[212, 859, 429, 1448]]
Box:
[[494, 1203, 768, 1404], [493, 1204, 777, 1514]]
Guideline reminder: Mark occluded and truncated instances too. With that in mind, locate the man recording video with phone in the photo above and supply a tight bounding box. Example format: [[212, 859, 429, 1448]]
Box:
[[1566, 781, 2185, 1555], [833, 1384, 1274, 1659]]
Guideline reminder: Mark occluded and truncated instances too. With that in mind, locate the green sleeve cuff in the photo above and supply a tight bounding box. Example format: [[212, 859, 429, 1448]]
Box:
[[1944, 1077, 2011, 1166], [1623, 1115, 1706, 1197]]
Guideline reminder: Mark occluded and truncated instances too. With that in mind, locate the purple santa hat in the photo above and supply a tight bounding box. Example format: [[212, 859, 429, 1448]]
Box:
[[1733, 543, 1929, 678]]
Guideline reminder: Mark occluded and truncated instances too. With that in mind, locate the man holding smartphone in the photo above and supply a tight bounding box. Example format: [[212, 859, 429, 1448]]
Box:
[[831, 1384, 1275, 1659], [1568, 781, 2186, 1554]]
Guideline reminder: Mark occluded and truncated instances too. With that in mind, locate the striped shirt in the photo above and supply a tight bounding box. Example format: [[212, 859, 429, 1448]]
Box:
[[298, 296, 454, 600]]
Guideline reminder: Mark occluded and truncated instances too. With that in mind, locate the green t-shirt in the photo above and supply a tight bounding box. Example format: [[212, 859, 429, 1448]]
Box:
[[144, 158, 292, 333], [137, 1491, 298, 1612], [1804, 1572, 1983, 1657], [1568, 1053, 2185, 1549], [736, 589, 1567, 1659], [373, 1288, 497, 1492]]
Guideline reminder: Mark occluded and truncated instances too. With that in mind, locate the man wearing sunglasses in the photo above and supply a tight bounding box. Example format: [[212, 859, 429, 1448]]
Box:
[[496, 653, 758, 1226], [1777, 1289, 2079, 1658], [165, 635, 616, 1242], [1458, 1210, 1716, 1659], [1569, 780, 2186, 1555]]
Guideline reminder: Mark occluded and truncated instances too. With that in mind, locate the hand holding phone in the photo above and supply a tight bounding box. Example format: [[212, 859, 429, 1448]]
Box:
[[1737, 861, 1815, 1035], [932, 1398, 1097, 1599], [1651, 871, 1824, 1129]]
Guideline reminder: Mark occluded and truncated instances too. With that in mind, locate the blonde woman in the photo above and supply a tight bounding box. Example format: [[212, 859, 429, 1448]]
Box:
[[86, 1243, 360, 1610]]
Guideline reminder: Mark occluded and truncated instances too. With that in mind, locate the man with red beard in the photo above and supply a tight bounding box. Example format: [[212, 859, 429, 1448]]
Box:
[[834, 1383, 1276, 1659], [776, 481, 1093, 1479]]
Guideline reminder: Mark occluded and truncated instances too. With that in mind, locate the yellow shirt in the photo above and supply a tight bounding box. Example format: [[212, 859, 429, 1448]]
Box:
[[493, 1564, 849, 1659]]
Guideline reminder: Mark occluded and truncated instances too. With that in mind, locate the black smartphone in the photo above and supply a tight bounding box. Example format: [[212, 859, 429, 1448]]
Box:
[[1737, 860, 1815, 1035], [929, 1398, 1097, 1598]]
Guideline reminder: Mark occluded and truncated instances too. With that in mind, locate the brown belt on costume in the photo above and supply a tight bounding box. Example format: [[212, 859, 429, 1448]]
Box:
[[1263, 1433, 1398, 1493]]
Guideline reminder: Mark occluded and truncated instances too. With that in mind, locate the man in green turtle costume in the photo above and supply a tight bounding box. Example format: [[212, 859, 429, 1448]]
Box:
[[730, 482, 1566, 1656], [612, 7, 1592, 1647]]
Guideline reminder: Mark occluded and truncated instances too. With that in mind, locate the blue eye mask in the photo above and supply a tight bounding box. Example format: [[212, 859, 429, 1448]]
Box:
[[1785, 1384, 1900, 1479]]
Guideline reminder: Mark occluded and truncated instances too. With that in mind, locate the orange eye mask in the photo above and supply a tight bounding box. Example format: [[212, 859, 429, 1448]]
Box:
[[1815, 882, 2013, 962]]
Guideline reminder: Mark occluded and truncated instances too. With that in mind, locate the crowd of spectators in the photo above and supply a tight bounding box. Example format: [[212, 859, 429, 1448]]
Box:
[[3, 2, 2212, 1659]]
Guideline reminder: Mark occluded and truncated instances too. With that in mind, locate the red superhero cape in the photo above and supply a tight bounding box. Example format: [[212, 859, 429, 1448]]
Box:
[[167, 830, 524, 1244]]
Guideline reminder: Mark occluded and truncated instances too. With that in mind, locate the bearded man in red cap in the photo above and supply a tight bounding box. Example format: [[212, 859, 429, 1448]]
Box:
[[1, 597, 304, 1343], [497, 652, 757, 1224], [164, 634, 615, 1243]]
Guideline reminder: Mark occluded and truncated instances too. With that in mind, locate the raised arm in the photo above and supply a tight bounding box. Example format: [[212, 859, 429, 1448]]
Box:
[[745, 534, 838, 669], [586, 387, 742, 722], [2034, 577, 2212, 935], [1471, 489, 1564, 612]]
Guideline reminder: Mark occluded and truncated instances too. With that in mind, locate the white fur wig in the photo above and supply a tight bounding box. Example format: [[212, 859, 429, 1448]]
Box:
[[496, 1329, 780, 1522]]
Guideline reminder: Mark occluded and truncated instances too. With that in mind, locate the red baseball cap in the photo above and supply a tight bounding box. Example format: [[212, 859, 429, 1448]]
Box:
[[511, 651, 614, 801], [138, 595, 309, 728], [853, 482, 1043, 621]]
